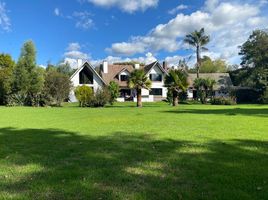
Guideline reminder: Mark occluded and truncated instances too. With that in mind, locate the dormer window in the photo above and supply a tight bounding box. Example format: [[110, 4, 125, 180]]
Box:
[[150, 74, 162, 82], [120, 75, 129, 81]]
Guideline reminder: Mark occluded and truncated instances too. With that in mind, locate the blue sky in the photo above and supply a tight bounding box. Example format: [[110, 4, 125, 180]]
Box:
[[0, 0, 267, 68]]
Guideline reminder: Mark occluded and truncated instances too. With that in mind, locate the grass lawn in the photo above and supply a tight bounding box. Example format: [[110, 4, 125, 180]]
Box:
[[0, 102, 267, 200]]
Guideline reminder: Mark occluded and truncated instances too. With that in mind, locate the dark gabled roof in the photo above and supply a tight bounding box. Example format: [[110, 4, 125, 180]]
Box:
[[143, 61, 168, 75], [100, 61, 167, 87], [188, 73, 233, 90], [70, 61, 106, 85]]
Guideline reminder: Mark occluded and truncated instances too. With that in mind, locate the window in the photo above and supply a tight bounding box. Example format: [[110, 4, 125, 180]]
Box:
[[150, 74, 162, 82], [120, 75, 129, 81], [150, 88, 163, 96], [79, 67, 93, 84]]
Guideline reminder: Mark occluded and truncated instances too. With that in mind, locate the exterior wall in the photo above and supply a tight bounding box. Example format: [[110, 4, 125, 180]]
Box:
[[143, 65, 168, 101], [69, 66, 105, 102]]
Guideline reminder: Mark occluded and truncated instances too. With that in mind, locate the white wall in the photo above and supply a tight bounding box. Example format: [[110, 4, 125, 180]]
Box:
[[141, 64, 168, 99], [69, 65, 105, 102]]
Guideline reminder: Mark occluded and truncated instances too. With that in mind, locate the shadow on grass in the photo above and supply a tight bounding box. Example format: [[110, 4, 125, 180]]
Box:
[[163, 108, 268, 117], [0, 128, 267, 199]]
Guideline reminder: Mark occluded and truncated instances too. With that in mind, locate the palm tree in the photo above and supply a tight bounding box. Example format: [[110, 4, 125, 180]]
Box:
[[184, 28, 210, 78], [194, 78, 216, 104], [165, 69, 188, 106], [128, 69, 151, 107]]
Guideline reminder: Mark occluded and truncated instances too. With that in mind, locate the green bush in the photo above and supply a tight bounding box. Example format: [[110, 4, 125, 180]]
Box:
[[108, 81, 119, 105], [74, 85, 93, 107], [88, 88, 110, 107], [211, 97, 237, 105]]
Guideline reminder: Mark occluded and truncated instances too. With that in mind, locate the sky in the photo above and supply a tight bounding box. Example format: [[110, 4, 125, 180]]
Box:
[[0, 0, 267, 68]]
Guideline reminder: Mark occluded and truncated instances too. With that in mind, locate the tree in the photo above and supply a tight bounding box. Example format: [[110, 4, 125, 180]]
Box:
[[57, 63, 74, 77], [108, 81, 119, 105], [13, 40, 44, 106], [164, 69, 188, 106], [238, 30, 268, 101], [44, 70, 72, 106], [194, 78, 216, 104], [128, 69, 151, 107], [200, 56, 228, 73], [0, 54, 15, 105], [184, 28, 210, 78]]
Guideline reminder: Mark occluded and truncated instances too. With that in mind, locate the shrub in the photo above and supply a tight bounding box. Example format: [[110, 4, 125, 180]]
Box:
[[74, 85, 93, 107], [211, 97, 237, 105], [231, 88, 261, 103], [108, 81, 119, 105], [88, 88, 110, 107]]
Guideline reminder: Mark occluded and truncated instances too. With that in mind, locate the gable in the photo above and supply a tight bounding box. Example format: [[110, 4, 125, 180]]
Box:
[[70, 61, 106, 86]]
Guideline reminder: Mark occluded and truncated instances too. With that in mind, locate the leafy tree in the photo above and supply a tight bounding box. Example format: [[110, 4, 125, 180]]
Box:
[[0, 54, 15, 105], [108, 81, 119, 105], [194, 78, 216, 104], [13, 40, 44, 106], [57, 63, 74, 77], [200, 56, 228, 73], [74, 85, 93, 107], [184, 28, 210, 78], [44, 70, 72, 106], [238, 30, 268, 101], [164, 69, 188, 106], [128, 69, 151, 107]]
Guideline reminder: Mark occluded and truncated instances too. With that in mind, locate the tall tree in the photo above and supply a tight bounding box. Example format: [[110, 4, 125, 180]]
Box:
[[184, 28, 210, 78], [13, 40, 44, 106], [165, 69, 188, 106], [128, 69, 151, 108], [238, 30, 268, 101], [0, 54, 15, 105]]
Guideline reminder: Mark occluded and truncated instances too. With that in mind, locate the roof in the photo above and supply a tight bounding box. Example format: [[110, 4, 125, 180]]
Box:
[[100, 61, 167, 87], [188, 73, 233, 90], [70, 61, 106, 85]]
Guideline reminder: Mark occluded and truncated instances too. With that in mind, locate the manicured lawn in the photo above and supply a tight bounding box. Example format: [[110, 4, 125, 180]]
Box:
[[0, 102, 267, 200]]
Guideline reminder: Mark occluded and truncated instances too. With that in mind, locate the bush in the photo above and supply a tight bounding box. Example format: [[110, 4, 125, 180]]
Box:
[[74, 85, 93, 107], [88, 88, 110, 107], [231, 88, 261, 103], [211, 97, 237, 105], [108, 81, 119, 105], [7, 93, 27, 106]]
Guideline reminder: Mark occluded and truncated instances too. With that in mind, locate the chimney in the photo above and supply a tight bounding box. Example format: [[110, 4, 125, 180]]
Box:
[[134, 63, 140, 69], [102, 61, 108, 74], [163, 61, 168, 70], [77, 59, 83, 68]]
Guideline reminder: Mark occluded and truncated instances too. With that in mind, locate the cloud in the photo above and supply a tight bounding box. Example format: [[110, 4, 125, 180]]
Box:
[[168, 4, 188, 15], [54, 8, 60, 16], [107, 0, 268, 64], [62, 43, 90, 68], [54, 9, 94, 30], [85, 0, 159, 13], [0, 1, 11, 32], [73, 11, 94, 29]]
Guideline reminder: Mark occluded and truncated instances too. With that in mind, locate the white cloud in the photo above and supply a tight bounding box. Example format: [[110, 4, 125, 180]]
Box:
[[54, 8, 60, 16], [86, 0, 159, 13], [107, 0, 268, 65], [62, 43, 90, 68], [0, 2, 11, 32], [54, 9, 94, 30], [168, 4, 188, 15], [73, 11, 94, 29]]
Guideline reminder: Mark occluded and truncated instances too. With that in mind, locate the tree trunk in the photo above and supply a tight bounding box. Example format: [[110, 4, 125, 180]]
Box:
[[137, 88, 142, 108], [196, 45, 201, 78], [172, 91, 178, 106]]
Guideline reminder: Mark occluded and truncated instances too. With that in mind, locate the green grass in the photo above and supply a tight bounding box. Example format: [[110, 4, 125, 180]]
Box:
[[0, 102, 267, 200]]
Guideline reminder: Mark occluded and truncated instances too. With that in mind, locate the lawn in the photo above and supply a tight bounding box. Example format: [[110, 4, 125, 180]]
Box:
[[0, 102, 267, 200]]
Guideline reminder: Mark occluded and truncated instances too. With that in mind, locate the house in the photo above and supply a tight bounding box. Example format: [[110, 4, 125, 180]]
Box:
[[187, 73, 234, 99], [69, 61, 106, 102], [69, 60, 168, 102], [69, 60, 234, 102]]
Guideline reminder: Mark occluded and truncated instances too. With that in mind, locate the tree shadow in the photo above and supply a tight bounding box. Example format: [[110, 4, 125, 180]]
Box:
[[0, 128, 267, 199], [162, 108, 268, 117]]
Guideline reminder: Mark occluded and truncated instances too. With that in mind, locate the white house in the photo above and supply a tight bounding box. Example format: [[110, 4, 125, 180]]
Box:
[[69, 60, 234, 102], [69, 61, 106, 102]]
